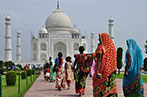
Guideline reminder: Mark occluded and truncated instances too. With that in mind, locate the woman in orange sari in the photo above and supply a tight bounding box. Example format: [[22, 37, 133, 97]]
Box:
[[93, 33, 117, 97]]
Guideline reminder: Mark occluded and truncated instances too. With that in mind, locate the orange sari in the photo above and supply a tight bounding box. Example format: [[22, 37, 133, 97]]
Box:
[[93, 33, 117, 97]]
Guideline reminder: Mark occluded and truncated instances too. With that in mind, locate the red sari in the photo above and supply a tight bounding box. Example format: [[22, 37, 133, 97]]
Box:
[[93, 33, 117, 97]]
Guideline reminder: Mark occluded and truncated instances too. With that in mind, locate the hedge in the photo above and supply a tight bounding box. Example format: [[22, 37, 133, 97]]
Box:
[[6, 71, 17, 86], [21, 71, 27, 79], [32, 69, 35, 75], [27, 69, 32, 76]]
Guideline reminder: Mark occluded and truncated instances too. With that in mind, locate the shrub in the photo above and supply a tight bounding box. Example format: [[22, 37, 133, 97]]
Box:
[[21, 71, 27, 79], [0, 68, 4, 75], [117, 47, 123, 74], [144, 58, 147, 71], [32, 69, 35, 75], [6, 71, 16, 86], [27, 69, 32, 76], [0, 60, 4, 68]]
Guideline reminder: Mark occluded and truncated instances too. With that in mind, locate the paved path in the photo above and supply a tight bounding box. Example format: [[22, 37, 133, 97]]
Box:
[[24, 72, 147, 97]]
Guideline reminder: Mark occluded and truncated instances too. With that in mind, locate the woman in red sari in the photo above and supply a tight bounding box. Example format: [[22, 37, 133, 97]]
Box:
[[93, 33, 117, 97]]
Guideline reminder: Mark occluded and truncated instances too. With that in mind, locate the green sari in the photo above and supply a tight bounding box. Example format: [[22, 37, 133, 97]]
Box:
[[50, 58, 56, 82]]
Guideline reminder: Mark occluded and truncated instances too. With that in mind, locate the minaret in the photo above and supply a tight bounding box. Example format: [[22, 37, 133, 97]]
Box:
[[108, 16, 114, 42], [16, 31, 21, 62], [91, 32, 95, 53], [5, 15, 12, 61]]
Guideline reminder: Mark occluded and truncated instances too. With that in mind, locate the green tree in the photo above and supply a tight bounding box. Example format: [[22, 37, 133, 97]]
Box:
[[4, 61, 14, 71], [117, 47, 123, 75], [144, 58, 147, 71], [0, 60, 4, 74], [0, 60, 4, 68], [145, 40, 147, 54]]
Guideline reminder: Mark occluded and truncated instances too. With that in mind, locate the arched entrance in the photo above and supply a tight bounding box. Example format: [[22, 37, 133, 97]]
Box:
[[54, 42, 67, 59]]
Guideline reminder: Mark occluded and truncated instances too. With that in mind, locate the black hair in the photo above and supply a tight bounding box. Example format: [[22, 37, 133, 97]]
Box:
[[79, 46, 85, 54], [58, 52, 63, 58], [66, 56, 71, 62]]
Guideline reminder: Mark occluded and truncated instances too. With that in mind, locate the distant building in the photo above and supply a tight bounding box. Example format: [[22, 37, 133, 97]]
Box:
[[4, 3, 114, 66], [31, 5, 88, 61]]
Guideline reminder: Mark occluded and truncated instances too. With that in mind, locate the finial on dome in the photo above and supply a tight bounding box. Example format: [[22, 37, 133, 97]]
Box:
[[57, 1, 59, 9]]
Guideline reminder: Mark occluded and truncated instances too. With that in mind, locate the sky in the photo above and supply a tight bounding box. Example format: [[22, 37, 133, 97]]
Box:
[[0, 0, 147, 61]]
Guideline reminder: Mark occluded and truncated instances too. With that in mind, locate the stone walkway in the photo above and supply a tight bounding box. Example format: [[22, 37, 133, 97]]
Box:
[[24, 72, 147, 97]]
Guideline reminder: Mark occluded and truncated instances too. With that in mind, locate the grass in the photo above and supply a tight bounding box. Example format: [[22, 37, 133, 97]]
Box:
[[116, 73, 147, 83], [2, 74, 39, 97]]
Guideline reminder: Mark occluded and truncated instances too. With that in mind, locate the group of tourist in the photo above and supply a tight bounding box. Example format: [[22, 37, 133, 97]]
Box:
[[44, 33, 144, 97]]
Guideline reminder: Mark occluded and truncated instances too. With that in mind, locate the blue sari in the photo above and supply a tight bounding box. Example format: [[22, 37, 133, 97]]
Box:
[[123, 39, 144, 97]]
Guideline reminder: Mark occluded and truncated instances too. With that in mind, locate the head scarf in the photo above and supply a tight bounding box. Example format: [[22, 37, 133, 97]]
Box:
[[98, 33, 117, 84], [123, 39, 143, 87]]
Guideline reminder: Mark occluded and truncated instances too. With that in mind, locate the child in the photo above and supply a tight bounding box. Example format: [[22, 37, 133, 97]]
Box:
[[65, 56, 74, 89]]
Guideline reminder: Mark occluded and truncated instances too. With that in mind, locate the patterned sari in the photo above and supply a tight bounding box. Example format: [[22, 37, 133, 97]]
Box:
[[55, 58, 65, 89], [93, 33, 117, 97], [123, 39, 144, 97], [75, 53, 94, 94]]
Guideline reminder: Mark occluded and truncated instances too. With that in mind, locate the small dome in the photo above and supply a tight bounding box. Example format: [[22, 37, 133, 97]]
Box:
[[72, 27, 80, 34], [91, 32, 95, 35], [17, 31, 21, 34], [45, 9, 72, 31], [109, 16, 114, 22], [39, 26, 48, 33], [5, 15, 11, 20]]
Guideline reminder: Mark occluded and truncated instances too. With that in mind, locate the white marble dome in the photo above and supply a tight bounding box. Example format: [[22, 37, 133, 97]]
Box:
[[45, 9, 72, 30], [39, 26, 48, 33]]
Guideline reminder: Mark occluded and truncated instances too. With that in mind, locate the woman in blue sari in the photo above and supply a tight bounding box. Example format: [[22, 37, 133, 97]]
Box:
[[123, 39, 144, 97], [54, 52, 65, 91]]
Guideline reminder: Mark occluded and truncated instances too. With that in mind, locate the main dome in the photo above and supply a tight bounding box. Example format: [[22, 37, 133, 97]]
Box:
[[45, 8, 72, 31]]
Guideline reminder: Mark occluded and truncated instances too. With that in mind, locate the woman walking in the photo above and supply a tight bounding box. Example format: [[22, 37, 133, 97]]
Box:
[[93, 33, 117, 97], [74, 46, 94, 96], [123, 39, 144, 97], [49, 57, 56, 82], [65, 56, 74, 89], [54, 52, 66, 91]]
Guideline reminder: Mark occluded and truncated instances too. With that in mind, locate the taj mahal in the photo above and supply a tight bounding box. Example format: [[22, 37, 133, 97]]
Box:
[[4, 3, 114, 66]]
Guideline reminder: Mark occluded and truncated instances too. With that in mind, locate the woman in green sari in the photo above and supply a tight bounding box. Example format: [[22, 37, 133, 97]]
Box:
[[49, 57, 56, 82]]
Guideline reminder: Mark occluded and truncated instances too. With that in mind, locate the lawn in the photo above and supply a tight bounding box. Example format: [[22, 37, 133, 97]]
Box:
[[2, 74, 39, 97], [116, 73, 147, 83]]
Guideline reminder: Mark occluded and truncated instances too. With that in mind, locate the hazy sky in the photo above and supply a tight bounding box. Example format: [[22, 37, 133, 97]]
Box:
[[0, 0, 146, 61]]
